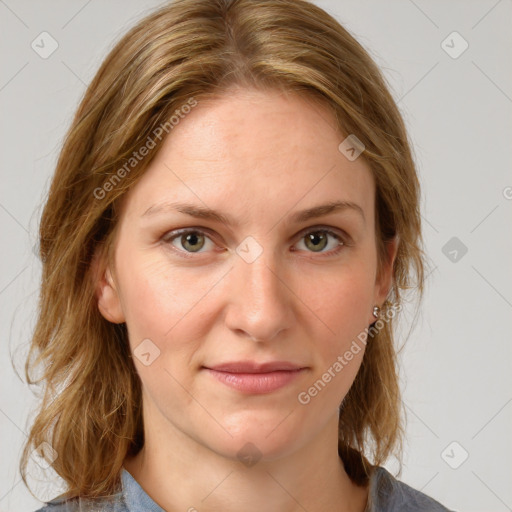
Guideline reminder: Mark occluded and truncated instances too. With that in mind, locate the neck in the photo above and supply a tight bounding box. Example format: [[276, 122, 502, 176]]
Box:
[[123, 410, 369, 512]]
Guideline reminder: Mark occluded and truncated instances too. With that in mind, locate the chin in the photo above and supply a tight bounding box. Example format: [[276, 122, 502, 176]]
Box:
[[203, 415, 307, 463]]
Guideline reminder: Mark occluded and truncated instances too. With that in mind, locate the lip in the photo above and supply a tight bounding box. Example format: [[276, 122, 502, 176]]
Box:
[[205, 360, 305, 373], [202, 361, 308, 394]]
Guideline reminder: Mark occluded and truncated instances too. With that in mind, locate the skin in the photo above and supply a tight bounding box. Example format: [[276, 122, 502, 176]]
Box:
[[95, 86, 397, 512]]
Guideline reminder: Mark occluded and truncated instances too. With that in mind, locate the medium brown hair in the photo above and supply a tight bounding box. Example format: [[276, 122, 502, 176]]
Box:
[[20, 0, 425, 500]]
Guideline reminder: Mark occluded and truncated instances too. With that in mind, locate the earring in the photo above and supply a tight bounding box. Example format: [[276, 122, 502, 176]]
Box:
[[372, 305, 380, 319]]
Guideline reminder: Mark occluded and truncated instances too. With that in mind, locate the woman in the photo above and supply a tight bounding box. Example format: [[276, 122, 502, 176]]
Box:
[[23, 0, 453, 510]]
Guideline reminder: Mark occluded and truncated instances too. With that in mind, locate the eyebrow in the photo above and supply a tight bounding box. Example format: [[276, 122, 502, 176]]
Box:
[[141, 200, 365, 226]]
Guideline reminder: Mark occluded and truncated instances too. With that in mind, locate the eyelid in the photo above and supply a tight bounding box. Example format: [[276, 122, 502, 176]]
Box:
[[295, 224, 351, 245]]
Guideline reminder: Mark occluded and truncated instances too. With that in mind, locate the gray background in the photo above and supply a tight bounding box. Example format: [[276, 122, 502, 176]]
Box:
[[1, 1, 511, 511]]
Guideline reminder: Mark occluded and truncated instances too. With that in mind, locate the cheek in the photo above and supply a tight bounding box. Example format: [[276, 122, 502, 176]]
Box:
[[303, 262, 376, 344], [115, 249, 224, 367], [117, 249, 197, 333], [296, 268, 374, 409], [115, 254, 206, 409]]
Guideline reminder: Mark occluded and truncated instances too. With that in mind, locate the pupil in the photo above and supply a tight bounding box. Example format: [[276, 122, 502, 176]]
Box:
[[306, 232, 327, 251], [184, 233, 204, 252]]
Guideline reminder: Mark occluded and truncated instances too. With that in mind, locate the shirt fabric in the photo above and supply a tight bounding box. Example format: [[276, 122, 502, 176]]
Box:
[[34, 465, 454, 511]]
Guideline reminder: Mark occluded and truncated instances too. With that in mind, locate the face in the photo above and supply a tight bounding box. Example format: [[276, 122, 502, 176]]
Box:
[[95, 87, 396, 462]]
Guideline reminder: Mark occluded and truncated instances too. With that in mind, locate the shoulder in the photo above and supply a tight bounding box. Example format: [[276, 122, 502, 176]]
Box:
[[32, 468, 141, 512], [369, 466, 456, 512], [32, 492, 126, 512]]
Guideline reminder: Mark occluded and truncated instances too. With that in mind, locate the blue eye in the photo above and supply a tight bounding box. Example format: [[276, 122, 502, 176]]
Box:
[[163, 227, 347, 257]]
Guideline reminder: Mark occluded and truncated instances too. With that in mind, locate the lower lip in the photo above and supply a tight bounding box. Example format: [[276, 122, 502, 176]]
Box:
[[204, 368, 306, 394]]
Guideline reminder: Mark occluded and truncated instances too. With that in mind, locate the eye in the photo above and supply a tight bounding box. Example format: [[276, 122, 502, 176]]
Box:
[[165, 229, 216, 254], [162, 226, 348, 257], [293, 227, 346, 256]]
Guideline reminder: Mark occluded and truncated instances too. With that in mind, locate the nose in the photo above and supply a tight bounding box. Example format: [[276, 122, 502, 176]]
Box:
[[224, 249, 294, 343]]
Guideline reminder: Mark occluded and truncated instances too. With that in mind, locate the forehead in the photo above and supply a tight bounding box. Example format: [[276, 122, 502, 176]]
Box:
[[121, 87, 375, 226]]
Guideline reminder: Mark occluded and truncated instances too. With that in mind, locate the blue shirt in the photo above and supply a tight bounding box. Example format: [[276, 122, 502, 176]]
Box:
[[34, 465, 454, 511]]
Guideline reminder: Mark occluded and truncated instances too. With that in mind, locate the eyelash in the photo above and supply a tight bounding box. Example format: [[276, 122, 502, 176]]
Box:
[[162, 226, 350, 259]]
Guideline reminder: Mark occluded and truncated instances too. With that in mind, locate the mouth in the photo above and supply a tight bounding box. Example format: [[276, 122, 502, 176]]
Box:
[[202, 360, 308, 394]]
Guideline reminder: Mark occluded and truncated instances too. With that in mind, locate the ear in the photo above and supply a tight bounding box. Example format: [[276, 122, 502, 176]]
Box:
[[91, 247, 125, 324], [372, 235, 399, 321]]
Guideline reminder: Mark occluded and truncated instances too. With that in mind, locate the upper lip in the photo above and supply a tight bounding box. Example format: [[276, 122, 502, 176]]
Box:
[[204, 361, 306, 373]]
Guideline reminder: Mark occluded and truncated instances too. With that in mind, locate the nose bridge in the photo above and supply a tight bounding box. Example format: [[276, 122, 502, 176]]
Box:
[[225, 242, 293, 341], [244, 252, 284, 305]]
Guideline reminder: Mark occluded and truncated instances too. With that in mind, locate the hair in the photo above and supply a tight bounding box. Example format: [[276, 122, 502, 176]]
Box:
[[20, 0, 426, 501]]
